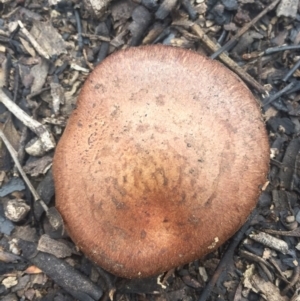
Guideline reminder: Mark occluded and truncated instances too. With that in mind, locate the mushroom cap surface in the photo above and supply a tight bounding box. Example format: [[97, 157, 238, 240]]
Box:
[[53, 45, 269, 278]]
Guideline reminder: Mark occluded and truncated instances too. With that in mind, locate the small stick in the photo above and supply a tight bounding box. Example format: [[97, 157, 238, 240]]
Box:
[[81, 33, 110, 42], [258, 262, 274, 282], [12, 67, 20, 103], [0, 128, 45, 209], [13, 126, 28, 176], [0, 89, 55, 152], [241, 250, 289, 283], [283, 58, 300, 82], [262, 81, 297, 107], [210, 0, 281, 59], [18, 21, 50, 59], [263, 227, 300, 237], [249, 232, 289, 254], [281, 265, 300, 295], [95, 266, 116, 301], [17, 127, 28, 164], [1, 6, 21, 19], [240, 250, 274, 271], [26, 87, 51, 102], [96, 41, 110, 64], [181, 0, 198, 21], [257, 41, 262, 84], [0, 128, 63, 230], [191, 24, 266, 96], [217, 29, 227, 45], [197, 209, 257, 301], [265, 45, 300, 56], [268, 257, 289, 283], [74, 8, 83, 52], [155, 0, 177, 20]]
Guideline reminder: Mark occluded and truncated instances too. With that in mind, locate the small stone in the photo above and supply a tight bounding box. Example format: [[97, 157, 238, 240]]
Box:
[[9, 238, 21, 255], [195, 3, 207, 15], [31, 273, 48, 285], [2, 294, 18, 301], [199, 266, 208, 282], [37, 234, 73, 258], [83, 0, 112, 19], [24, 288, 36, 301], [0, 214, 14, 235], [224, 22, 238, 32], [2, 277, 18, 289], [90, 266, 100, 283], [286, 215, 295, 223], [25, 137, 47, 157], [0, 177, 25, 197], [11, 275, 30, 293], [4, 199, 30, 222], [12, 225, 38, 242], [205, 20, 215, 27], [221, 0, 238, 10], [276, 0, 299, 19], [8, 21, 18, 33], [296, 210, 300, 223]]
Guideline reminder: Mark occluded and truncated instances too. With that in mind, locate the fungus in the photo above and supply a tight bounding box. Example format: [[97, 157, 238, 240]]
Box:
[[53, 45, 269, 278]]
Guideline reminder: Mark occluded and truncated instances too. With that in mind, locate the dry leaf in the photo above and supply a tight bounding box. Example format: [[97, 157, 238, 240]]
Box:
[[24, 265, 43, 274]]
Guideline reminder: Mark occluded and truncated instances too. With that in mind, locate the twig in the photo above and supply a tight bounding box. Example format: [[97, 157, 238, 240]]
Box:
[[26, 87, 51, 102], [1, 6, 21, 19], [182, 0, 198, 21], [197, 209, 257, 301], [281, 265, 300, 296], [240, 250, 274, 271], [155, 0, 177, 20], [241, 250, 290, 284], [19, 240, 103, 301], [217, 29, 227, 45], [249, 232, 289, 254], [95, 266, 116, 301], [81, 33, 110, 42], [0, 88, 55, 152], [95, 18, 111, 65], [13, 126, 28, 176], [265, 44, 300, 56], [0, 128, 63, 230], [12, 66, 20, 103], [210, 0, 281, 59], [283, 58, 300, 82], [257, 41, 262, 84], [191, 24, 266, 96], [96, 40, 110, 65], [251, 274, 289, 301], [268, 257, 290, 283], [18, 21, 50, 59], [258, 262, 274, 282], [74, 8, 84, 53], [263, 227, 300, 237], [17, 127, 28, 165], [0, 129, 44, 206], [262, 82, 297, 107]]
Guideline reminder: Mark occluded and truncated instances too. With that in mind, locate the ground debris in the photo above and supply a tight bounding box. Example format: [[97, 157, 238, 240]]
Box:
[[250, 273, 289, 301], [1, 0, 300, 300], [276, 0, 299, 19], [37, 234, 73, 258]]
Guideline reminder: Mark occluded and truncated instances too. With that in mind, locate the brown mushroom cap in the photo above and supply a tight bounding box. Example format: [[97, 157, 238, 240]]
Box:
[[53, 45, 269, 279]]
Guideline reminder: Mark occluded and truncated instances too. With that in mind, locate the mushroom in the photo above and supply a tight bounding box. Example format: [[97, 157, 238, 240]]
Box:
[[53, 45, 269, 279]]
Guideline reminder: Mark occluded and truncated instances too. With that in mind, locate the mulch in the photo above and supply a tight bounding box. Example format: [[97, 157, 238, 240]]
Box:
[[1, 0, 300, 300]]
